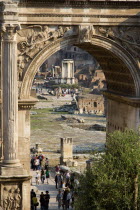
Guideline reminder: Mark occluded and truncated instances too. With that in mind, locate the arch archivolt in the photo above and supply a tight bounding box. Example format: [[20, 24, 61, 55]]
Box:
[[17, 24, 140, 99], [19, 36, 79, 99]]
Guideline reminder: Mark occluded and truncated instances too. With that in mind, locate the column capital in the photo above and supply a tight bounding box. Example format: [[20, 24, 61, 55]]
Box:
[[1, 24, 20, 41], [18, 97, 38, 110]]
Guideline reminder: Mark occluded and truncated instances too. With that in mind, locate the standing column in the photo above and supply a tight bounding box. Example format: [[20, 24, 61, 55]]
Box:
[[1, 25, 20, 166], [52, 65, 54, 77]]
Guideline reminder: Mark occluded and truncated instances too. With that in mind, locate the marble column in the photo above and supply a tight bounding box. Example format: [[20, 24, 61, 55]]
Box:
[[1, 25, 20, 166]]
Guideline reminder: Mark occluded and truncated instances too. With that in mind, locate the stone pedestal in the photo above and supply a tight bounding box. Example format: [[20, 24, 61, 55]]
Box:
[[0, 176, 31, 210]]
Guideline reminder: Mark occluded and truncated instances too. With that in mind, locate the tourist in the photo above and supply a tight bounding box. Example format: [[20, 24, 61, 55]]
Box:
[[55, 164, 60, 173], [62, 188, 68, 210], [35, 171, 40, 185], [44, 191, 50, 210], [65, 180, 71, 189], [41, 168, 45, 184], [38, 154, 44, 166], [40, 192, 45, 210], [31, 156, 35, 170], [46, 169, 50, 184], [57, 173, 63, 189], [34, 156, 40, 170], [41, 157, 46, 169], [56, 190, 63, 209], [65, 171, 70, 183], [31, 189, 36, 209], [45, 158, 49, 170], [62, 181, 66, 189], [31, 189, 36, 198], [32, 194, 39, 210], [31, 155, 36, 170], [71, 191, 75, 209], [55, 173, 59, 189], [66, 190, 71, 209]]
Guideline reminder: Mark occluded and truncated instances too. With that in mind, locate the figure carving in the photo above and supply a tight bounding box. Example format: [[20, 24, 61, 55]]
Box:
[[96, 26, 140, 59], [52, 26, 64, 39], [17, 57, 25, 81], [2, 186, 21, 210], [17, 25, 72, 59], [79, 26, 92, 43], [98, 26, 115, 38], [7, 187, 15, 209], [17, 25, 74, 76], [3, 187, 8, 209], [13, 188, 21, 209]]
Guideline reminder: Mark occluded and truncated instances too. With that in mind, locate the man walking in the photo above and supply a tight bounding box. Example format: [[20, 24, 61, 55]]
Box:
[[44, 191, 50, 210], [40, 192, 45, 210]]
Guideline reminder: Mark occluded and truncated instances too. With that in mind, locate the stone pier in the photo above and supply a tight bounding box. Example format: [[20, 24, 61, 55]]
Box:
[[0, 2, 31, 209]]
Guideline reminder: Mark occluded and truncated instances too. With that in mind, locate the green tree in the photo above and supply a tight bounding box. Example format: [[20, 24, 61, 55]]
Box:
[[75, 130, 140, 210]]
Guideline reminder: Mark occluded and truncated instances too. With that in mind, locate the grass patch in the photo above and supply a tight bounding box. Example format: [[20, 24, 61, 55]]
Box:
[[31, 108, 62, 130], [53, 111, 70, 115], [31, 108, 53, 114]]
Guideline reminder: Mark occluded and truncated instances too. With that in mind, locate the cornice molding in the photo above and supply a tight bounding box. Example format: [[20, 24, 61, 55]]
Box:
[[19, 1, 140, 9], [19, 13, 140, 19], [18, 98, 38, 110], [103, 91, 140, 107]]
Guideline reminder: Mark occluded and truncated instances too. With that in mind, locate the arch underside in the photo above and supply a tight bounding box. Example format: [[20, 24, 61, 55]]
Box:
[[20, 36, 139, 99], [78, 43, 136, 97]]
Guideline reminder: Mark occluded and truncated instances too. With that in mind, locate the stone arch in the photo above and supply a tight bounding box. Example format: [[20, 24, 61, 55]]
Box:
[[20, 35, 140, 99]]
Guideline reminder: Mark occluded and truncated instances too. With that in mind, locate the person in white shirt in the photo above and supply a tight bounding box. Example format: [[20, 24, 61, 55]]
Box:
[[35, 171, 40, 185]]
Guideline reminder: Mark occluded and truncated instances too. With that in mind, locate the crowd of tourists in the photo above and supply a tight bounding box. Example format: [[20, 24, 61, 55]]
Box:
[[54, 164, 79, 209], [30, 153, 79, 209], [31, 189, 50, 210], [53, 87, 78, 99], [31, 154, 49, 171]]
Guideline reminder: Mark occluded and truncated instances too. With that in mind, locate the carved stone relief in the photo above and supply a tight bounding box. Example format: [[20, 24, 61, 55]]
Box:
[[17, 25, 78, 81], [1, 24, 20, 41], [2, 185, 21, 209], [93, 26, 140, 60], [79, 25, 95, 43]]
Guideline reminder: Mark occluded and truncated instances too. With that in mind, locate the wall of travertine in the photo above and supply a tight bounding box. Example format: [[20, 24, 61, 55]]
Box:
[[107, 99, 140, 133]]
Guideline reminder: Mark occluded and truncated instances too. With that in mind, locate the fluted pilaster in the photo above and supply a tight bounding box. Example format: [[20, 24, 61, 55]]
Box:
[[1, 25, 19, 165]]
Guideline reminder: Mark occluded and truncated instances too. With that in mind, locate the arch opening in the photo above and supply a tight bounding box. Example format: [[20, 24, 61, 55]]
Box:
[[20, 36, 139, 99]]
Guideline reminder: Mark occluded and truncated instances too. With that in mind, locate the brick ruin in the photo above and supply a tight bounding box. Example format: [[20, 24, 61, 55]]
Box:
[[77, 94, 105, 115]]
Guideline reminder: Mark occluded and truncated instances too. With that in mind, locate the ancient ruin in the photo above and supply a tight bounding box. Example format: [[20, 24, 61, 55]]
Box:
[[0, 0, 140, 208], [60, 138, 73, 165], [77, 94, 105, 115], [54, 59, 75, 84]]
